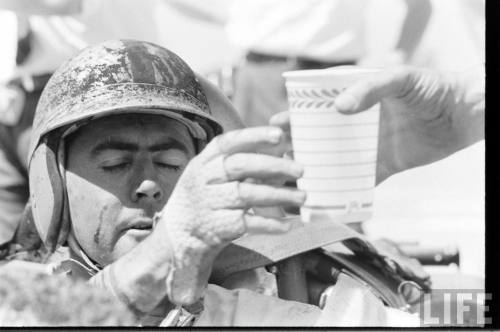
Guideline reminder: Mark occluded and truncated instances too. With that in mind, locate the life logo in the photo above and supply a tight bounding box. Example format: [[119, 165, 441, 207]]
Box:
[[418, 290, 491, 326]]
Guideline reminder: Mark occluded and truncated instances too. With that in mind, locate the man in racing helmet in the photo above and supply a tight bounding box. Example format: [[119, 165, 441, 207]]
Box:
[[26, 39, 417, 326]]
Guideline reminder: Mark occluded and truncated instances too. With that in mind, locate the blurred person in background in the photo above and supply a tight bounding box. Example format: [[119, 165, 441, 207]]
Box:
[[168, 0, 432, 127], [358, 0, 485, 281], [407, 0, 484, 71]]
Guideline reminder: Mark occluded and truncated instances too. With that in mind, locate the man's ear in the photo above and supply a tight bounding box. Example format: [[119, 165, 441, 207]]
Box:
[[196, 73, 245, 132]]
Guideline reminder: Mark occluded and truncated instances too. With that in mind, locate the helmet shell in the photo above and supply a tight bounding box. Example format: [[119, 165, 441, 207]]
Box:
[[29, 39, 222, 163], [28, 39, 224, 250]]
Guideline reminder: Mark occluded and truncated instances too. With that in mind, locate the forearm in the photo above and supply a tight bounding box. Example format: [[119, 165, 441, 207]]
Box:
[[396, 0, 432, 60], [89, 231, 175, 316]]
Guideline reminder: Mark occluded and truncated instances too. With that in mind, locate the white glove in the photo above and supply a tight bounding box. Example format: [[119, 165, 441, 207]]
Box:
[[153, 126, 306, 305]]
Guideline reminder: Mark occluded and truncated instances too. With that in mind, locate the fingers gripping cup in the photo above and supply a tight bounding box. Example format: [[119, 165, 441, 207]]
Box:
[[283, 66, 380, 225]]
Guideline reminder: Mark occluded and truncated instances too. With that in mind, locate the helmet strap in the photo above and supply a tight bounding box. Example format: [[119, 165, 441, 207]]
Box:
[[57, 126, 103, 274], [66, 232, 102, 277], [39, 133, 70, 252], [56, 136, 71, 248]]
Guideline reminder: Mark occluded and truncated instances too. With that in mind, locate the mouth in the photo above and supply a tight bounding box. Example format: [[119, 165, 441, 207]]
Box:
[[126, 218, 154, 232]]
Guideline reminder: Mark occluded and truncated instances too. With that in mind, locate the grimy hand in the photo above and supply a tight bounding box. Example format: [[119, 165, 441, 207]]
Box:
[[154, 126, 305, 305], [271, 66, 484, 184]]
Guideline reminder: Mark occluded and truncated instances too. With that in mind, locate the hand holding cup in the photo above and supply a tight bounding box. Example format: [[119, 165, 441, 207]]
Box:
[[153, 126, 306, 305]]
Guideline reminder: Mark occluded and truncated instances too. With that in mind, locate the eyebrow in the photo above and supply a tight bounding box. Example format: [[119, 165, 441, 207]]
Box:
[[91, 138, 188, 156]]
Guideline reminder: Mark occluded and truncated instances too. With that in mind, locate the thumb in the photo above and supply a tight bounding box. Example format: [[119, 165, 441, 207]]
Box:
[[334, 68, 411, 114]]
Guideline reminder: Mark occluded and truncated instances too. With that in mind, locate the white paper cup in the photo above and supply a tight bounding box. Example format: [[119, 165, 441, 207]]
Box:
[[283, 66, 380, 224]]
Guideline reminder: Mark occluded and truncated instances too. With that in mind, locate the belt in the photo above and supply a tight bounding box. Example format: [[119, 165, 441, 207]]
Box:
[[245, 51, 356, 70]]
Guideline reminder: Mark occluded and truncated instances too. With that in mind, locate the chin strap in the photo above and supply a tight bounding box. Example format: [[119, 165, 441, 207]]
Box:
[[65, 233, 102, 277]]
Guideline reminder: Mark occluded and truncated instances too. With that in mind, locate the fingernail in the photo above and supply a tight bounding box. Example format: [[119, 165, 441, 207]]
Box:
[[335, 93, 357, 113], [268, 128, 282, 143]]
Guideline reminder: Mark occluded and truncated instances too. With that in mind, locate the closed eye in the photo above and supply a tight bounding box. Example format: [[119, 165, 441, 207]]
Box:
[[101, 162, 131, 172], [154, 162, 181, 171]]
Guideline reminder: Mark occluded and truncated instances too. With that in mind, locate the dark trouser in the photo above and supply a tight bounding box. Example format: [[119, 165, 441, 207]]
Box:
[[232, 51, 355, 127]]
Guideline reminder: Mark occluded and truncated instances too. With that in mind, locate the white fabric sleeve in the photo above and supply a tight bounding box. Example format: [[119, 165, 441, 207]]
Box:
[[315, 273, 419, 327]]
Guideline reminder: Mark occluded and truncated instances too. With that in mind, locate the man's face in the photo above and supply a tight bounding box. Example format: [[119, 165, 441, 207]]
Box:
[[65, 113, 196, 266]]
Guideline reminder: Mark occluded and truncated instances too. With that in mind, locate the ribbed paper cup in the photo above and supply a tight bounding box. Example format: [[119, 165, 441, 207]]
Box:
[[283, 66, 380, 224]]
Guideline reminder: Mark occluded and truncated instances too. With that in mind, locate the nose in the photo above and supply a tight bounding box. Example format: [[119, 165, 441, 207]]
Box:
[[132, 179, 164, 203]]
